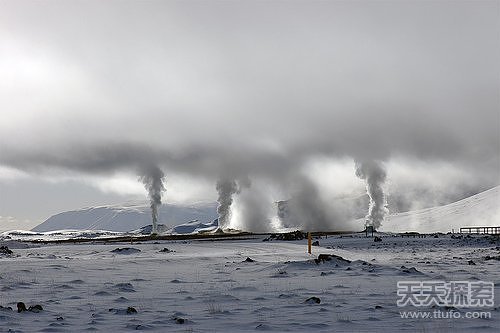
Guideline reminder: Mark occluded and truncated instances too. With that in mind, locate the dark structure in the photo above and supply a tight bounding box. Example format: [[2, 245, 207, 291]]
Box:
[[365, 225, 375, 237]]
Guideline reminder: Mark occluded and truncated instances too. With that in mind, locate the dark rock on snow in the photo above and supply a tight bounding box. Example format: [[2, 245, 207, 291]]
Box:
[[314, 254, 351, 265], [17, 302, 27, 313], [126, 307, 137, 314], [17, 302, 43, 313], [172, 316, 185, 324], [0, 246, 13, 255], [264, 230, 305, 241], [28, 304, 43, 313], [304, 297, 321, 304], [109, 307, 138, 315], [111, 247, 141, 254]]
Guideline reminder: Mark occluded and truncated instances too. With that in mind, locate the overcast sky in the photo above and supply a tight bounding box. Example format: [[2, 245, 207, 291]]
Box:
[[0, 0, 499, 229]]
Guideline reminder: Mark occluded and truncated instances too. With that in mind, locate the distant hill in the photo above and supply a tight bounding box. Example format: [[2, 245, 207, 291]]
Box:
[[32, 202, 218, 232], [377, 186, 499, 233]]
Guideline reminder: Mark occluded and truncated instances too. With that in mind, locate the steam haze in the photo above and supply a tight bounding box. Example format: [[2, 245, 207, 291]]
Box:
[[0, 0, 498, 230]]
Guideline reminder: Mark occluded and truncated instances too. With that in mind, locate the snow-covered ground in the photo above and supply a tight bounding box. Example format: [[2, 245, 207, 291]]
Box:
[[0, 234, 498, 332], [0, 187, 498, 332]]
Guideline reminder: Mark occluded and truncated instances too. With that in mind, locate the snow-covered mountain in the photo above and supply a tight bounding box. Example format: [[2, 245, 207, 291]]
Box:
[[30, 186, 499, 234], [32, 202, 218, 232], [377, 185, 500, 233]]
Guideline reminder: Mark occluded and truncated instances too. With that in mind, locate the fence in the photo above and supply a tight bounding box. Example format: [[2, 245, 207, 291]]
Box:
[[460, 226, 500, 235]]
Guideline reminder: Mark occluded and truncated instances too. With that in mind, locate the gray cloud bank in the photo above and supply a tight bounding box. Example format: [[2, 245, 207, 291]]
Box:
[[0, 1, 498, 230]]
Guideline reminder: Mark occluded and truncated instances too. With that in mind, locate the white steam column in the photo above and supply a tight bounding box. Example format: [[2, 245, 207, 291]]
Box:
[[216, 179, 239, 230], [140, 165, 166, 235], [355, 160, 388, 230]]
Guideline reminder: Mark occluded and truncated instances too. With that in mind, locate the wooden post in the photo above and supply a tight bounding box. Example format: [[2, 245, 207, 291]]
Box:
[[308, 232, 312, 254]]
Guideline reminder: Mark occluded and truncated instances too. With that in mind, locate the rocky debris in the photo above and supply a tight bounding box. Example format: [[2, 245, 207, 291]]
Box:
[[314, 254, 351, 265], [304, 297, 321, 304], [468, 260, 476, 265], [0, 246, 13, 255], [373, 236, 382, 242], [112, 282, 135, 292], [401, 232, 424, 238], [17, 302, 43, 313], [484, 255, 500, 261], [256, 324, 272, 330], [108, 307, 138, 315], [110, 247, 141, 254], [171, 316, 186, 324], [400, 266, 424, 275], [28, 304, 43, 313], [0, 305, 12, 311], [451, 234, 474, 240], [243, 257, 255, 262], [312, 241, 320, 246], [17, 302, 27, 313], [159, 248, 174, 253], [264, 230, 305, 241], [431, 304, 458, 311]]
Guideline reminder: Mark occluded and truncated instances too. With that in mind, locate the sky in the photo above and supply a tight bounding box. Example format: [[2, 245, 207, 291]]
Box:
[[0, 0, 499, 230]]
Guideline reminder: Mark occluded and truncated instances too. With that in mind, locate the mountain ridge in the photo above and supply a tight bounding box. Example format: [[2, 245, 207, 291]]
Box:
[[30, 186, 499, 233], [32, 201, 218, 232]]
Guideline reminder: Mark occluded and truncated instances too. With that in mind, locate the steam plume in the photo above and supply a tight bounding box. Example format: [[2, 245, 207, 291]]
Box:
[[355, 160, 388, 229], [284, 176, 340, 231], [140, 165, 166, 234], [216, 179, 239, 229]]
